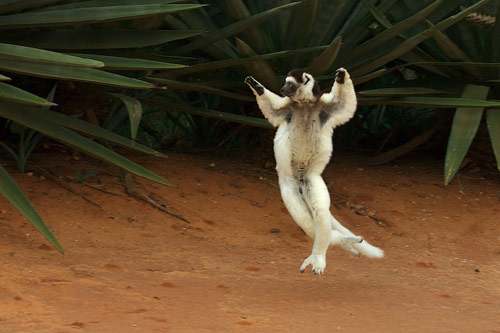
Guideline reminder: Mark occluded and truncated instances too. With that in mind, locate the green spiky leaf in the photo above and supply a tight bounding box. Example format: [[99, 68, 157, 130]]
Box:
[[0, 82, 55, 106], [486, 109, 500, 171], [0, 164, 64, 253], [0, 59, 154, 89], [0, 4, 205, 29], [0, 43, 103, 67], [444, 85, 490, 185], [0, 101, 172, 186]]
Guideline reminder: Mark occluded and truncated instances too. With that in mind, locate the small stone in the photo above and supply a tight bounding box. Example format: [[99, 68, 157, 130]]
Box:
[[270, 228, 280, 233]]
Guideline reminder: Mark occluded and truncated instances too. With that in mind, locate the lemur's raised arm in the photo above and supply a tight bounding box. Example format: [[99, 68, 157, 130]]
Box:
[[318, 68, 357, 129], [244, 76, 292, 127]]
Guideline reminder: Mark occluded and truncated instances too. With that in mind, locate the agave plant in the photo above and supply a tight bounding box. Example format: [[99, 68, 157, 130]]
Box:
[[146, 0, 500, 184], [0, 0, 204, 252]]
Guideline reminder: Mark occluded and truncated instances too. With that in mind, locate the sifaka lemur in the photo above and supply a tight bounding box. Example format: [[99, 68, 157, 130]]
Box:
[[245, 68, 384, 274]]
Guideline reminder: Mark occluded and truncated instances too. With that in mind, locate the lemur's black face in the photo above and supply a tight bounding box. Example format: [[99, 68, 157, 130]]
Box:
[[281, 69, 322, 103]]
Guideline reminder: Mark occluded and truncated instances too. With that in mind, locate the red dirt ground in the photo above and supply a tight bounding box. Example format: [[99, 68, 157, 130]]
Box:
[[0, 151, 499, 332]]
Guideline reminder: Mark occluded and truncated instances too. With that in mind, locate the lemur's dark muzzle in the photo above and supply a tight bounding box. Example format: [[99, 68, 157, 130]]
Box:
[[281, 83, 296, 97]]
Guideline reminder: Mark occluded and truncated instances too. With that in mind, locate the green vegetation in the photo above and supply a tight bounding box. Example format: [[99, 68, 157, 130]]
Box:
[[0, 0, 202, 252], [144, 0, 500, 182], [1, 0, 499, 251]]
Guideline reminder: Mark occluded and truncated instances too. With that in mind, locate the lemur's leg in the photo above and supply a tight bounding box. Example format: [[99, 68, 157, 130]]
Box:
[[279, 176, 315, 238], [318, 68, 357, 128], [330, 214, 384, 258], [329, 217, 363, 257], [245, 76, 291, 127], [298, 174, 333, 275]]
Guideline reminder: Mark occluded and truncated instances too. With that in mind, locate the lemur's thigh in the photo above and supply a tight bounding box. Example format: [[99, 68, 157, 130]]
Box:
[[279, 177, 315, 238], [302, 175, 332, 255], [302, 175, 331, 216]]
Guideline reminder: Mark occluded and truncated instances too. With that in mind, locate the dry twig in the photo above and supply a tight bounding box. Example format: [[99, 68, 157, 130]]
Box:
[[34, 166, 102, 208], [120, 171, 189, 223]]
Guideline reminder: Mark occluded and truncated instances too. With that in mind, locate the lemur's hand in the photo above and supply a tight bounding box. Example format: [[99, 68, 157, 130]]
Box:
[[245, 76, 264, 96], [335, 68, 347, 84], [244, 76, 258, 87]]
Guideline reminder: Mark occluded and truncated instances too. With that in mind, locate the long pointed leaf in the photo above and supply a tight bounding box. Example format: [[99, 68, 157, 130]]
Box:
[[156, 46, 328, 77], [224, 0, 268, 53], [0, 4, 205, 29], [146, 78, 254, 102], [0, 82, 55, 106], [4, 30, 202, 50], [306, 36, 342, 76], [358, 96, 500, 108], [283, 0, 318, 50], [351, 0, 492, 77], [355, 61, 500, 84], [427, 21, 479, 77], [360, 0, 392, 29], [349, 0, 443, 62], [0, 101, 172, 186], [173, 2, 301, 55], [0, 164, 64, 253], [358, 87, 450, 96], [68, 54, 185, 70], [34, 0, 186, 11], [0, 0, 61, 14], [444, 85, 489, 185], [486, 109, 500, 171], [235, 38, 281, 92], [145, 99, 272, 129], [12, 106, 165, 157], [108, 93, 143, 140], [0, 43, 103, 67], [0, 60, 154, 89]]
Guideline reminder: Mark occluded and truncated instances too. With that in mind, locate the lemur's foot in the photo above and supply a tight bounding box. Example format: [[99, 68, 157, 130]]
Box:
[[244, 76, 264, 96], [335, 68, 347, 84], [331, 230, 363, 257], [300, 254, 326, 275], [340, 236, 364, 257]]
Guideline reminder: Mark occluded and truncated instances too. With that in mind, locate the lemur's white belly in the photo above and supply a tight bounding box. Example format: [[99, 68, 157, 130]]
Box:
[[274, 122, 332, 180]]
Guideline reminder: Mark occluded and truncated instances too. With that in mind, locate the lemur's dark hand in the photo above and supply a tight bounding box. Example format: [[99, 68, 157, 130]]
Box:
[[245, 76, 264, 96], [335, 68, 346, 84], [245, 76, 258, 87]]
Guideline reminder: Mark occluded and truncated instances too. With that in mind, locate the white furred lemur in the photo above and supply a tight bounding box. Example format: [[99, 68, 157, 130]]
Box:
[[245, 68, 384, 274]]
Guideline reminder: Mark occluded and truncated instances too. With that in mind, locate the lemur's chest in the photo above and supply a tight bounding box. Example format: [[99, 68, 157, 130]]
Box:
[[278, 108, 330, 163], [288, 113, 321, 151]]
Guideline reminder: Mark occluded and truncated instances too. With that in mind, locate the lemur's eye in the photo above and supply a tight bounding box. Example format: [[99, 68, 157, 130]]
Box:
[[305, 76, 310, 85], [288, 83, 293, 88]]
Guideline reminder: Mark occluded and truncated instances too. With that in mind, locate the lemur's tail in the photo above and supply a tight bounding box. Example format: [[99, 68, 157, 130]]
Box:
[[330, 215, 384, 258]]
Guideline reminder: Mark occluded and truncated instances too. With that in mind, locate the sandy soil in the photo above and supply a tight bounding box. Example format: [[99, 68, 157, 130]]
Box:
[[0, 151, 499, 333]]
